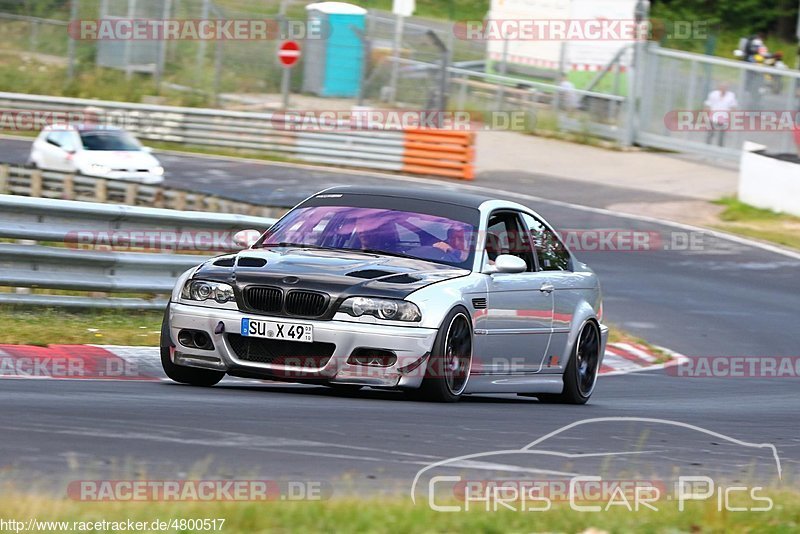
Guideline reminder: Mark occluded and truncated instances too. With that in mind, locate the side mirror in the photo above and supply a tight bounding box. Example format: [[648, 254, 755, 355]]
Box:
[[232, 229, 261, 248], [492, 254, 527, 274]]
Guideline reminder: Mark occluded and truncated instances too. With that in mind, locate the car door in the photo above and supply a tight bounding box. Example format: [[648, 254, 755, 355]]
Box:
[[35, 131, 62, 169], [39, 131, 74, 171], [478, 210, 553, 375], [521, 212, 577, 372]]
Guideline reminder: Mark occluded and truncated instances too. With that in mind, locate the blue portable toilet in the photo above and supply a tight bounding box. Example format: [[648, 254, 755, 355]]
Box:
[[303, 2, 367, 98]]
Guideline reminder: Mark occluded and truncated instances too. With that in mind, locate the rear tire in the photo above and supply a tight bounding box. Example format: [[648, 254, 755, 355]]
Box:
[[411, 306, 472, 402], [538, 321, 601, 405], [160, 307, 224, 387]]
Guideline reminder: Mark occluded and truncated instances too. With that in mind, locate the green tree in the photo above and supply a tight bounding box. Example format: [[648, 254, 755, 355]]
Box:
[[652, 0, 799, 40]]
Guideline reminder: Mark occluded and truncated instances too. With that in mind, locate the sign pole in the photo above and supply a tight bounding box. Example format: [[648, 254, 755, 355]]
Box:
[[281, 67, 291, 109], [277, 40, 301, 110]]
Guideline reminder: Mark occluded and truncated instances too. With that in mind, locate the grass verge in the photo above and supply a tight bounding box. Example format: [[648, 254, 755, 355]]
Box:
[[712, 197, 800, 251], [2, 490, 799, 533], [0, 306, 163, 346]]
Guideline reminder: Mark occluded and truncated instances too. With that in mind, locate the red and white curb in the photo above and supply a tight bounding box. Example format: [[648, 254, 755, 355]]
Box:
[[602, 343, 688, 376], [0, 343, 681, 381]]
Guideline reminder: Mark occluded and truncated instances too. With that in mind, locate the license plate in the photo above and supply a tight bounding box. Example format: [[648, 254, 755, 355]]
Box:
[[240, 318, 313, 343]]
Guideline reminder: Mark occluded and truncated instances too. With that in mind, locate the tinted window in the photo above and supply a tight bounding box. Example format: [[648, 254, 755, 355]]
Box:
[[522, 213, 571, 271], [260, 205, 477, 269]]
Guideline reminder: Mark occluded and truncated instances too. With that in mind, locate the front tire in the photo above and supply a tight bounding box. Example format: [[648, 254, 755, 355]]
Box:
[[539, 320, 601, 405], [160, 307, 224, 387], [410, 306, 472, 402]]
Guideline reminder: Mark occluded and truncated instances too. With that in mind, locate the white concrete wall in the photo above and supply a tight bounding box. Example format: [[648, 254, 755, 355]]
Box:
[[739, 142, 800, 216]]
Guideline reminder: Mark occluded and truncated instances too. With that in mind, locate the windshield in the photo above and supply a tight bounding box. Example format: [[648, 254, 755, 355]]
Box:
[[260, 205, 477, 268], [80, 131, 142, 151]]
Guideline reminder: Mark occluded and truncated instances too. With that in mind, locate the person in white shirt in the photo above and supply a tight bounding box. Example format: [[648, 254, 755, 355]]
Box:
[[558, 74, 579, 112], [704, 83, 738, 146]]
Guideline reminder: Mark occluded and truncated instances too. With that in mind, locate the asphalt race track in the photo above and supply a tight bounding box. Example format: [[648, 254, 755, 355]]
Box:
[[1, 137, 797, 493]]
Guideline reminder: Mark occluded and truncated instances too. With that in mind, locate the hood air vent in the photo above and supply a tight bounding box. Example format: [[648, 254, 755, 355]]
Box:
[[237, 257, 268, 268], [213, 256, 235, 267], [347, 269, 395, 279]]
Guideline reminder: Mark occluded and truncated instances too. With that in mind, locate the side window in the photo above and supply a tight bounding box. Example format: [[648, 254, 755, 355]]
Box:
[[485, 211, 535, 272], [45, 131, 63, 147], [59, 131, 77, 152], [45, 131, 76, 151], [522, 213, 571, 271]]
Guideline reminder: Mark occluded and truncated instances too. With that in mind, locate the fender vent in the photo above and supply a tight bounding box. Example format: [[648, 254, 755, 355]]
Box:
[[472, 298, 487, 309]]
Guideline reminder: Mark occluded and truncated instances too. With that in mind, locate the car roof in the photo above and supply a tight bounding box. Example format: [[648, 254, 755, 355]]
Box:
[[318, 185, 496, 209]]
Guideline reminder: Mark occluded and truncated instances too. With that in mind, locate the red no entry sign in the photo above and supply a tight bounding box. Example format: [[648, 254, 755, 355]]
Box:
[[278, 41, 301, 67]]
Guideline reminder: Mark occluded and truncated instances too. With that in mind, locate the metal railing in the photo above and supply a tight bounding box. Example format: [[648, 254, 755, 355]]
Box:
[[362, 56, 629, 145], [0, 92, 475, 179], [0, 194, 276, 309], [636, 44, 800, 159], [0, 164, 287, 217]]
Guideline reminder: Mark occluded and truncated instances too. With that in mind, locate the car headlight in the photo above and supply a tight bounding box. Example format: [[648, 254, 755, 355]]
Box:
[[151, 166, 164, 176], [181, 280, 235, 304], [338, 297, 421, 322], [87, 163, 111, 175]]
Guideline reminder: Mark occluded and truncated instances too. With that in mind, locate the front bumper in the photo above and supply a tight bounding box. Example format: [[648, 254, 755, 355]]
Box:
[[167, 302, 438, 388]]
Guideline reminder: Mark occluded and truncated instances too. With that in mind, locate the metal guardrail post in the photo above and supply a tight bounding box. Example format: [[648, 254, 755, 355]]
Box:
[[30, 170, 42, 197], [95, 179, 107, 203], [124, 183, 137, 205], [63, 173, 74, 200], [0, 164, 8, 194]]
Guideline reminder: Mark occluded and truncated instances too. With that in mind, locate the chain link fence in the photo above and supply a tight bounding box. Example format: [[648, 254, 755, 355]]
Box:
[[637, 44, 800, 158], [1, 1, 799, 159]]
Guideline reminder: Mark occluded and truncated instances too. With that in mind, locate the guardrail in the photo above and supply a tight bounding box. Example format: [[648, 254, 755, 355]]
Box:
[[0, 194, 276, 309], [0, 92, 476, 180], [0, 163, 287, 217]]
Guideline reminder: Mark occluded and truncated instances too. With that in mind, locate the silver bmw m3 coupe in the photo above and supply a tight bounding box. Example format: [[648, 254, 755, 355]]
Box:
[[161, 186, 608, 403]]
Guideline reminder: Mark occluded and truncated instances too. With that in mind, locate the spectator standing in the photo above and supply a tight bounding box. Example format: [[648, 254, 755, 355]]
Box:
[[704, 83, 738, 147]]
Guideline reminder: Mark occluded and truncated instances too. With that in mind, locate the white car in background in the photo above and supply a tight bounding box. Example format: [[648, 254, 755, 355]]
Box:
[[28, 125, 165, 185]]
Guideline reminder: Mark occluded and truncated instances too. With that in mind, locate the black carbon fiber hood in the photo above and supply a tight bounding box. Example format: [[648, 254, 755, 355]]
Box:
[[192, 247, 468, 318]]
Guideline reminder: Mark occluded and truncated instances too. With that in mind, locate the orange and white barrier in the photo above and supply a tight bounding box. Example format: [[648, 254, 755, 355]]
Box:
[[402, 129, 475, 180]]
